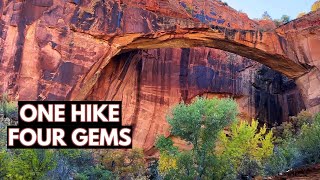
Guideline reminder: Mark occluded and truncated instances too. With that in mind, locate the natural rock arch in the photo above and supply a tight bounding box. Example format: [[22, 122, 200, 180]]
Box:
[[0, 0, 318, 110], [65, 2, 319, 105], [1, 0, 319, 152], [69, 20, 318, 107]]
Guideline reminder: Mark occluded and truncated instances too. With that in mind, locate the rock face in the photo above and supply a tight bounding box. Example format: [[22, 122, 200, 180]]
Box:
[[276, 14, 320, 113], [86, 48, 305, 152], [0, 0, 319, 153]]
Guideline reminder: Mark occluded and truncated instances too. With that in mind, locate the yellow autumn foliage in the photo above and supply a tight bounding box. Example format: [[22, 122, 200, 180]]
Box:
[[215, 119, 274, 178], [312, 0, 320, 11], [158, 152, 178, 173]]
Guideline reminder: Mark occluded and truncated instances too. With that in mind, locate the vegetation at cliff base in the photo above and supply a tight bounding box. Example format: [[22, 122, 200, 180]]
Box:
[[265, 111, 320, 175], [155, 98, 320, 179], [0, 100, 146, 179], [1, 96, 320, 179], [0, 93, 18, 122], [215, 120, 274, 179], [154, 98, 237, 179], [155, 98, 274, 179]]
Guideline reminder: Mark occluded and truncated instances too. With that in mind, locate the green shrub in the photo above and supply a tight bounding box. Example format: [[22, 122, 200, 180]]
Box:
[[74, 165, 114, 180], [0, 93, 18, 121], [155, 136, 178, 154], [98, 148, 146, 178], [264, 142, 302, 176], [3, 101, 18, 120], [214, 119, 274, 179], [147, 160, 161, 180], [156, 97, 238, 179], [0, 124, 7, 148], [296, 116, 320, 164], [6, 149, 57, 180], [273, 110, 313, 144], [0, 149, 8, 178], [156, 137, 197, 180], [46, 149, 95, 179], [265, 111, 320, 176], [315, 112, 320, 122], [290, 110, 313, 130]]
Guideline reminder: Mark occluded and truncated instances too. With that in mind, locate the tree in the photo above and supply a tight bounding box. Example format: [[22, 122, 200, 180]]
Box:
[[214, 119, 274, 179], [98, 148, 146, 178], [272, 110, 313, 143], [47, 149, 96, 179], [0, 150, 8, 178], [265, 112, 320, 176], [6, 149, 57, 179], [74, 165, 114, 180], [312, 0, 320, 11], [262, 11, 272, 20], [264, 141, 301, 176], [0, 123, 7, 148], [280, 15, 290, 24], [296, 113, 320, 164], [0, 93, 18, 121], [157, 97, 238, 179]]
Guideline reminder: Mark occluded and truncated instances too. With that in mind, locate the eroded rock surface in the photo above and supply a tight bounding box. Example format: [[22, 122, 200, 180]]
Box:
[[0, 0, 319, 153], [86, 48, 306, 152]]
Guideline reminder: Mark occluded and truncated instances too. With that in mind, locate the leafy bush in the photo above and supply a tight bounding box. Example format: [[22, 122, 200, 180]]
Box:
[[156, 137, 178, 174], [155, 135, 178, 154], [0, 149, 8, 178], [6, 149, 57, 180], [265, 112, 320, 176], [214, 119, 274, 179], [74, 165, 114, 180], [312, 0, 320, 11], [0, 147, 114, 180], [296, 115, 320, 164], [156, 97, 238, 179], [156, 136, 197, 180], [280, 15, 290, 24], [147, 160, 161, 180], [264, 141, 302, 176], [0, 123, 7, 147], [273, 110, 313, 143], [156, 99, 320, 179], [273, 15, 291, 27], [0, 93, 18, 121], [98, 148, 146, 178], [46, 149, 96, 179], [290, 110, 313, 130]]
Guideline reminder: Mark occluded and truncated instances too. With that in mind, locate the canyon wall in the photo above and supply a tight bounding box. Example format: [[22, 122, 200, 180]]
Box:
[[86, 48, 305, 154], [0, 0, 319, 154]]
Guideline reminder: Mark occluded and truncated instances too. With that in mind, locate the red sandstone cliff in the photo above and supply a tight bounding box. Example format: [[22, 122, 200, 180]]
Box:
[[0, 0, 319, 154], [86, 48, 306, 152]]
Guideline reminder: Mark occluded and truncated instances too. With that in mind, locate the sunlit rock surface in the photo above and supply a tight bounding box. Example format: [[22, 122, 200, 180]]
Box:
[[0, 0, 319, 154]]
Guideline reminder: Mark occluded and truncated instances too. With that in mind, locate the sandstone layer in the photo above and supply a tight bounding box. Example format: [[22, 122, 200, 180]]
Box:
[[0, 0, 319, 153], [86, 48, 305, 153]]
